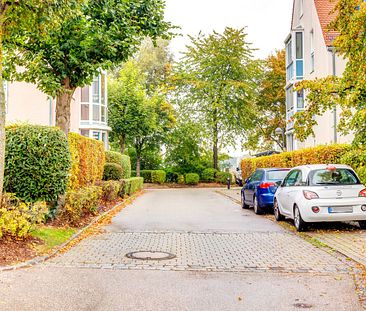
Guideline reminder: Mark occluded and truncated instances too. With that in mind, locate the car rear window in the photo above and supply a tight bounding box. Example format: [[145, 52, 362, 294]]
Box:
[[309, 168, 360, 186], [266, 170, 289, 181]]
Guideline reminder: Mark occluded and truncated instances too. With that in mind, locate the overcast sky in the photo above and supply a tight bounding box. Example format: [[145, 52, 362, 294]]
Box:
[[165, 0, 293, 60]]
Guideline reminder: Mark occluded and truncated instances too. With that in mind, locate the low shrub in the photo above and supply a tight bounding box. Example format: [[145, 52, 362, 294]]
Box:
[[241, 144, 351, 179], [68, 133, 105, 191], [140, 170, 153, 183], [151, 170, 166, 184], [166, 171, 179, 183], [105, 151, 131, 179], [61, 186, 102, 225], [201, 168, 218, 182], [341, 149, 366, 185], [121, 155, 132, 179], [185, 173, 200, 185], [0, 194, 48, 238], [178, 175, 185, 184], [215, 172, 233, 184], [119, 177, 144, 196], [4, 124, 71, 202], [101, 180, 120, 201], [103, 163, 123, 181]]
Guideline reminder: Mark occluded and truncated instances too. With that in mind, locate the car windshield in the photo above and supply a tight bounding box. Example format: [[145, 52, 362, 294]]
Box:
[[266, 170, 289, 181], [309, 168, 360, 186]]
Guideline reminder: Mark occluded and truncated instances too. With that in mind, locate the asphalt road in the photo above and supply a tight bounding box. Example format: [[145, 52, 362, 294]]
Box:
[[0, 188, 363, 311]]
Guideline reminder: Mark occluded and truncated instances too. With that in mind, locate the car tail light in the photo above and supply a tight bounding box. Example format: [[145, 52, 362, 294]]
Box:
[[260, 182, 276, 189], [359, 189, 366, 197], [303, 190, 319, 200]]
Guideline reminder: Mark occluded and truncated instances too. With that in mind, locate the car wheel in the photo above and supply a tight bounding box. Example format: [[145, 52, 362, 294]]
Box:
[[293, 205, 307, 232], [358, 221, 366, 229], [253, 196, 264, 215], [241, 193, 250, 209], [274, 199, 284, 221]]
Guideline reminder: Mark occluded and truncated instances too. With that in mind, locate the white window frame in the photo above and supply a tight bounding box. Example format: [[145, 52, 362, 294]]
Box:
[[310, 29, 315, 73], [80, 71, 108, 125]]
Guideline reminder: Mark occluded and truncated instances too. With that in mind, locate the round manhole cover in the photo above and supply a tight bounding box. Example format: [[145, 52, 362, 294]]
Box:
[[126, 251, 176, 261]]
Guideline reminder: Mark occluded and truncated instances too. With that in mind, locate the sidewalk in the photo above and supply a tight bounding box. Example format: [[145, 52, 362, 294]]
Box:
[[217, 189, 366, 268]]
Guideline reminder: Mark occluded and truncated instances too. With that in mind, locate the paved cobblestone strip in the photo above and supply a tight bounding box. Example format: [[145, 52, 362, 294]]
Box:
[[310, 232, 366, 267], [46, 231, 349, 273]]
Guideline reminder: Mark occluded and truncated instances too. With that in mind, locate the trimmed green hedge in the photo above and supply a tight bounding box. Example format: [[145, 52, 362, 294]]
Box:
[[215, 172, 232, 184], [121, 155, 131, 179], [105, 151, 131, 179], [201, 168, 218, 182], [101, 180, 120, 201], [103, 163, 123, 181], [140, 170, 153, 182], [4, 124, 71, 202], [151, 170, 166, 184], [185, 173, 200, 185], [119, 177, 144, 196]]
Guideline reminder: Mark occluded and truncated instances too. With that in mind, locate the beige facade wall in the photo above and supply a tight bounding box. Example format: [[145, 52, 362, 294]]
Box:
[[287, 0, 353, 151]]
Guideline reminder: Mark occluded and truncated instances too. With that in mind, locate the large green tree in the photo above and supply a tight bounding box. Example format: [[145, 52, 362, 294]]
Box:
[[108, 61, 175, 175], [294, 0, 366, 144], [245, 50, 286, 151], [172, 27, 261, 169], [4, 0, 172, 135]]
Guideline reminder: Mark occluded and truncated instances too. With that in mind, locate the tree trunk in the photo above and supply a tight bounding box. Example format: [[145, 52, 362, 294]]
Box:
[[56, 81, 75, 135], [119, 134, 126, 154], [136, 154, 141, 177], [0, 16, 5, 201]]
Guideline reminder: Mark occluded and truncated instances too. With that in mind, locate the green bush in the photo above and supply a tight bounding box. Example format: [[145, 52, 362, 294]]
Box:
[[151, 170, 166, 184], [166, 171, 179, 183], [119, 177, 144, 196], [4, 124, 71, 202], [140, 170, 153, 183], [185, 173, 200, 185], [103, 163, 123, 181], [201, 168, 218, 182], [101, 180, 120, 201], [121, 155, 132, 179], [178, 175, 185, 184], [215, 172, 233, 184], [131, 170, 137, 177], [105, 151, 131, 179], [340, 149, 366, 185], [0, 194, 48, 238], [105, 151, 123, 165], [61, 186, 102, 225]]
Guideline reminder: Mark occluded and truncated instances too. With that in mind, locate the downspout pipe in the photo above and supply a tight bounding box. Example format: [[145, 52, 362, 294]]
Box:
[[327, 46, 337, 144]]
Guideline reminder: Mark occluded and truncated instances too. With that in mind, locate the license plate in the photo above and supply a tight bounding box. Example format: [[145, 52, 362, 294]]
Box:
[[328, 206, 353, 214]]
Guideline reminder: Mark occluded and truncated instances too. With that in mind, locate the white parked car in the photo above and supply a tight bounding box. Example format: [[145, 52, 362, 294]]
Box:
[[274, 164, 366, 231]]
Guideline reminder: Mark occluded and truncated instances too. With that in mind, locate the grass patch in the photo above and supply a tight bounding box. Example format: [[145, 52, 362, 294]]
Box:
[[31, 226, 76, 254]]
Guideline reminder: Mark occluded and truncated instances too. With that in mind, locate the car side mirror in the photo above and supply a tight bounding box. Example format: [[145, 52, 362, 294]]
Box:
[[275, 180, 282, 187]]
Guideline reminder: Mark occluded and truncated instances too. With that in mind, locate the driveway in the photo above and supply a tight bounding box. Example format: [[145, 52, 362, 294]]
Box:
[[0, 188, 363, 311]]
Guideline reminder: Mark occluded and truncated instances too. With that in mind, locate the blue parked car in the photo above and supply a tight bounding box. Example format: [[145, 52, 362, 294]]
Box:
[[241, 168, 290, 215]]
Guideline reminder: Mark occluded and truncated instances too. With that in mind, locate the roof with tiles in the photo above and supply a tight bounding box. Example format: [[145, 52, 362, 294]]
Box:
[[313, 0, 339, 46]]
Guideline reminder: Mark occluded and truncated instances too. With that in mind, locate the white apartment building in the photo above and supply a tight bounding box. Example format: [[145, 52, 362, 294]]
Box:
[[285, 0, 353, 151], [5, 72, 111, 148]]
